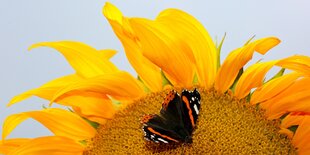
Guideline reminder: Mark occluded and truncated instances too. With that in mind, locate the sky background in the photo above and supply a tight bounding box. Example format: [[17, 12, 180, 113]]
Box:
[[0, 0, 309, 139]]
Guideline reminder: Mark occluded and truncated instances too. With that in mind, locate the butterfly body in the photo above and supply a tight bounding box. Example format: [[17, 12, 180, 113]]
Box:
[[141, 89, 201, 144]]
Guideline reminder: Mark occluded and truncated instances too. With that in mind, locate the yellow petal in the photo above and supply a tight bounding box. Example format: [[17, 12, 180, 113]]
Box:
[[58, 91, 116, 124], [8, 74, 115, 124], [129, 18, 195, 88], [2, 108, 96, 141], [103, 2, 123, 25], [0, 138, 30, 155], [261, 77, 310, 119], [98, 49, 117, 59], [280, 113, 310, 153], [279, 128, 294, 139], [29, 41, 118, 78], [51, 71, 145, 103], [251, 72, 301, 105], [8, 74, 81, 106], [299, 148, 310, 155], [103, 3, 163, 92], [277, 55, 310, 76], [292, 115, 310, 154], [8, 136, 84, 155], [281, 112, 305, 129], [267, 89, 310, 119], [156, 8, 217, 88], [2, 114, 29, 140], [234, 60, 279, 99], [215, 37, 280, 93]]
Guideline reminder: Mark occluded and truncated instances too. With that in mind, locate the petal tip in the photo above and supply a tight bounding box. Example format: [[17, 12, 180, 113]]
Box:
[[103, 2, 122, 23], [28, 43, 41, 51], [255, 37, 281, 54], [28, 42, 51, 51]]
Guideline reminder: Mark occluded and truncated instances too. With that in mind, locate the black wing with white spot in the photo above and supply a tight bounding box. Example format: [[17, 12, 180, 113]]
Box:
[[141, 114, 183, 143], [180, 88, 201, 133], [141, 88, 201, 144]]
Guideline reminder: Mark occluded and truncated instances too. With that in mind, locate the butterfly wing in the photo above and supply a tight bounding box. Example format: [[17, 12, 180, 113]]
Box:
[[180, 88, 201, 133], [141, 89, 201, 144], [141, 90, 188, 143], [159, 90, 183, 124], [141, 114, 183, 143]]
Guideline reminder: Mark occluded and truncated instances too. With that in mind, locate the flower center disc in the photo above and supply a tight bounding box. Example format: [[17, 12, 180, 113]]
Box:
[[84, 89, 295, 155]]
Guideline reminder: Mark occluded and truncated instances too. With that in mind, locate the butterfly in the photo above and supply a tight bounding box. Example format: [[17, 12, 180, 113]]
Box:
[[141, 88, 201, 144]]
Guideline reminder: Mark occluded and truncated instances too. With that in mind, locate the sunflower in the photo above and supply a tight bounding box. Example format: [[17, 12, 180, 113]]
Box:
[[1, 2, 310, 155]]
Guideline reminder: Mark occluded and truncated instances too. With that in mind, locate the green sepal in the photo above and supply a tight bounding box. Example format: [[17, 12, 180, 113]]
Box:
[[192, 73, 199, 85], [246, 91, 253, 103], [67, 107, 74, 112], [42, 104, 47, 109], [244, 35, 256, 46], [266, 68, 285, 83], [110, 97, 121, 105], [84, 117, 100, 129], [230, 67, 244, 92], [288, 125, 298, 133], [281, 113, 298, 133], [80, 140, 87, 145], [137, 75, 151, 93], [161, 70, 172, 87], [67, 107, 100, 129], [280, 113, 289, 120], [217, 33, 226, 69]]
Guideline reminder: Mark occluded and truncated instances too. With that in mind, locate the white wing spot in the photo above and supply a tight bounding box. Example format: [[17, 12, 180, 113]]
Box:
[[194, 104, 199, 114], [191, 97, 195, 101], [158, 138, 168, 143]]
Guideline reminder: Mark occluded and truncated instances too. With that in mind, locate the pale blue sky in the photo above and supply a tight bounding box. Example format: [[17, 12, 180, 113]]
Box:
[[0, 0, 309, 139]]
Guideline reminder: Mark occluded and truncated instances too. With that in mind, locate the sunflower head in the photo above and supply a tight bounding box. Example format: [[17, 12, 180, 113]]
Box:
[[84, 88, 296, 155], [1, 2, 310, 155]]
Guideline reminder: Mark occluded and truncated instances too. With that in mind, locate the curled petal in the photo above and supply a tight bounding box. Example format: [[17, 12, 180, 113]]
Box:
[[279, 128, 294, 139], [51, 71, 145, 103], [2, 114, 28, 140], [8, 75, 115, 124], [277, 55, 310, 76], [251, 72, 301, 105], [58, 92, 116, 124], [103, 3, 163, 92], [29, 41, 118, 78], [291, 115, 310, 154], [98, 49, 117, 59], [129, 18, 195, 88], [2, 108, 96, 141], [8, 136, 84, 155], [234, 60, 279, 99], [281, 112, 306, 129], [8, 74, 81, 106], [215, 37, 280, 93], [261, 77, 310, 119], [156, 9, 217, 88], [0, 138, 30, 155], [280, 113, 310, 154]]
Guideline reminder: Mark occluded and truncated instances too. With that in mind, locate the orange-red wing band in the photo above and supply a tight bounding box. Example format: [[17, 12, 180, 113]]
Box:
[[141, 114, 154, 124], [182, 96, 195, 127], [147, 127, 179, 143], [162, 90, 175, 110]]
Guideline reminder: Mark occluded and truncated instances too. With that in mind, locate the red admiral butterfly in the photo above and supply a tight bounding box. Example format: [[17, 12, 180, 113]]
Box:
[[141, 89, 201, 144]]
